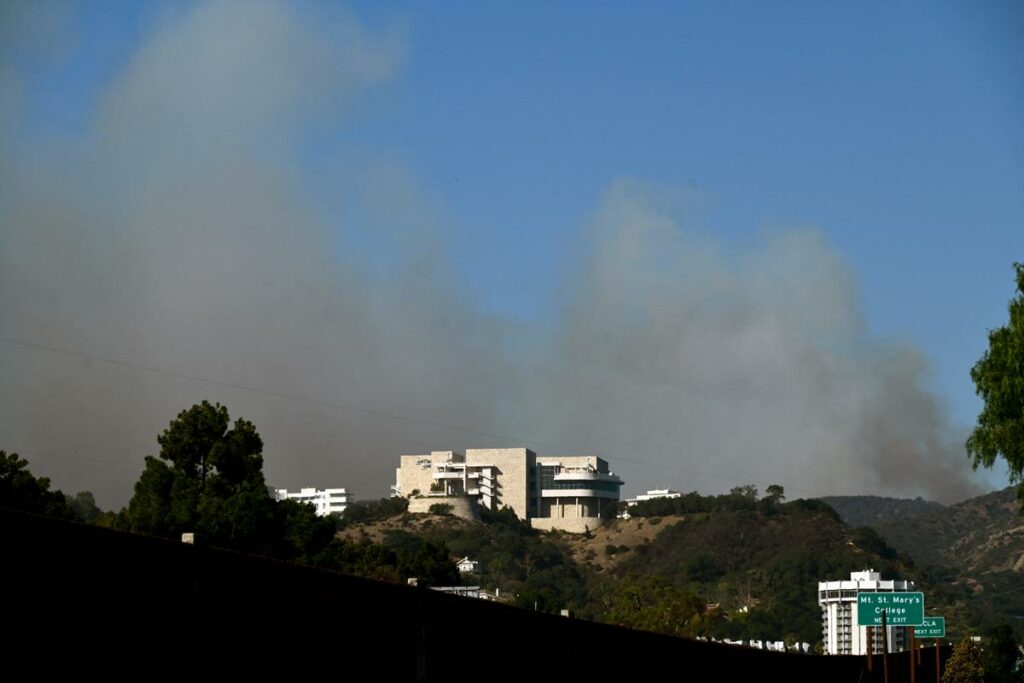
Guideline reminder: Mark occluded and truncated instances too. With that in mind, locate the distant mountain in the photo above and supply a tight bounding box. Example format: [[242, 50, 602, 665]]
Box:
[[943, 487, 1023, 574], [820, 487, 1024, 635], [820, 495, 946, 532], [820, 487, 1023, 573]]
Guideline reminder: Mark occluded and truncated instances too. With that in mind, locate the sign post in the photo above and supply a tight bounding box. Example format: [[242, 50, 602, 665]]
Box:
[[882, 610, 890, 683], [916, 616, 946, 683], [857, 591, 925, 683], [909, 626, 916, 683]]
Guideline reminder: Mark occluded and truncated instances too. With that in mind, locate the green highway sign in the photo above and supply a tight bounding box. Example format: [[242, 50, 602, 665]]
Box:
[[915, 616, 945, 639], [856, 592, 925, 627]]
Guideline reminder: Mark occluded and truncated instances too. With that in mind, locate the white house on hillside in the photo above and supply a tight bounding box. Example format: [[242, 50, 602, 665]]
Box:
[[456, 557, 481, 574], [274, 487, 353, 517]]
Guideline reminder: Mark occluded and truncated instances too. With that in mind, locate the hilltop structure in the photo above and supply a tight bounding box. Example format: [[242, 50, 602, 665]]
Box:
[[274, 487, 353, 517], [818, 570, 914, 655], [618, 488, 682, 518], [393, 448, 623, 533]]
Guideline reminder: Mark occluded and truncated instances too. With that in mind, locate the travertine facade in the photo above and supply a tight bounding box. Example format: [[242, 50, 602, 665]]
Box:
[[407, 495, 479, 520], [394, 448, 623, 533]]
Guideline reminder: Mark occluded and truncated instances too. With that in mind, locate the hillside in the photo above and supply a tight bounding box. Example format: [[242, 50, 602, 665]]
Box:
[[821, 487, 1024, 635], [337, 497, 917, 646], [821, 487, 1023, 574], [820, 495, 946, 532], [330, 486, 1024, 643], [582, 504, 914, 644], [936, 487, 1024, 574]]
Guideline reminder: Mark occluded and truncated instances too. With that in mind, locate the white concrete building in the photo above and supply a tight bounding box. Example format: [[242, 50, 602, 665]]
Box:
[[394, 448, 624, 533], [631, 489, 682, 503], [431, 586, 481, 599], [710, 638, 811, 653], [818, 570, 914, 655], [619, 489, 683, 518], [274, 487, 353, 517], [456, 557, 480, 574]]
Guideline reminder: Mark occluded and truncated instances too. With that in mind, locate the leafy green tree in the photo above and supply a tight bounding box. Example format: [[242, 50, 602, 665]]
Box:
[[0, 451, 75, 519], [943, 637, 986, 683], [155, 400, 264, 491], [122, 452, 178, 534], [684, 554, 725, 583], [758, 484, 786, 514], [765, 484, 785, 504], [275, 499, 333, 555], [310, 539, 401, 583], [381, 530, 460, 586], [851, 526, 899, 560], [967, 263, 1024, 511], [515, 562, 589, 613], [123, 400, 332, 556], [595, 575, 704, 637], [730, 484, 759, 501], [428, 503, 453, 516], [985, 624, 1023, 683], [66, 491, 104, 522]]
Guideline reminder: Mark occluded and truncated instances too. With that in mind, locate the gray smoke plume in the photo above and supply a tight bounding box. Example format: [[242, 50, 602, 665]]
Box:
[[508, 182, 985, 502], [0, 0, 987, 509]]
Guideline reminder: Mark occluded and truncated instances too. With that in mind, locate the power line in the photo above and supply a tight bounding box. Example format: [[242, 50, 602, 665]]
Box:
[[0, 332, 845, 498]]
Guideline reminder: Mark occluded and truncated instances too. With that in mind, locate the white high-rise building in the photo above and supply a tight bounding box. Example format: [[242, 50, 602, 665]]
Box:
[[274, 487, 353, 517], [818, 570, 914, 655]]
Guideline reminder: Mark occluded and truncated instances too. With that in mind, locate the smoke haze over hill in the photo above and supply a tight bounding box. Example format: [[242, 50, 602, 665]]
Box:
[[0, 0, 991, 508]]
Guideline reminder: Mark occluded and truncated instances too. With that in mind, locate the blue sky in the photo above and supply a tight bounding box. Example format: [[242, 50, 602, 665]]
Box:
[[2, 0, 1021, 504], [385, 1, 1024, 424]]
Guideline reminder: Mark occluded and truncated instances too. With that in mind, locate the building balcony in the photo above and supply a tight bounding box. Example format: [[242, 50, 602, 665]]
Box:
[[540, 488, 621, 499], [552, 470, 622, 483]]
